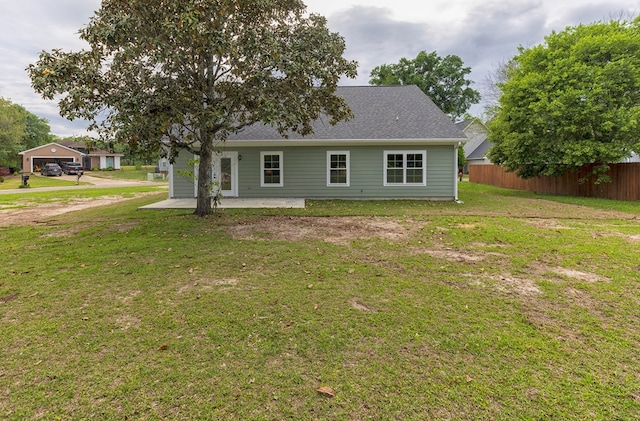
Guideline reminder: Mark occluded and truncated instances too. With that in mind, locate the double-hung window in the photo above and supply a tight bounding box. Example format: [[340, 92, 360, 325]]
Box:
[[327, 151, 350, 187], [260, 151, 283, 187], [384, 150, 426, 186]]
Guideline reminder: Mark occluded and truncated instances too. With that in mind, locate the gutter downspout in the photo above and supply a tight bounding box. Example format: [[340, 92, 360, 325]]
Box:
[[454, 143, 463, 204]]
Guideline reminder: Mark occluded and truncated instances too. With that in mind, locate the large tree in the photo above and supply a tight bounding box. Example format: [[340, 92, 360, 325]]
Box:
[[369, 50, 480, 119], [28, 0, 357, 216], [488, 18, 640, 183], [0, 97, 52, 168]]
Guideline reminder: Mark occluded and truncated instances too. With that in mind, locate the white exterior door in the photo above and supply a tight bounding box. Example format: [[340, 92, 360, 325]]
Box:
[[212, 151, 238, 197]]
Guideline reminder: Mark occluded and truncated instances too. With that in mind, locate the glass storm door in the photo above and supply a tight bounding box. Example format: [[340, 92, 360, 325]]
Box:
[[212, 152, 238, 197]]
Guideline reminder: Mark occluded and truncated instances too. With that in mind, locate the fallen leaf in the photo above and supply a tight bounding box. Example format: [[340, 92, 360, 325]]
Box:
[[317, 386, 336, 397], [313, 304, 319, 310], [348, 269, 355, 274], [188, 268, 194, 274], [158, 344, 168, 351]]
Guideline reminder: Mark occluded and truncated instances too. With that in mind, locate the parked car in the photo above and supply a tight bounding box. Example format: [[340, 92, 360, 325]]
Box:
[[41, 163, 62, 176], [61, 162, 84, 175]]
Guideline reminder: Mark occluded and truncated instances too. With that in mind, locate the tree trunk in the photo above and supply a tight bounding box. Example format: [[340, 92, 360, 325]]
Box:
[[194, 139, 213, 216]]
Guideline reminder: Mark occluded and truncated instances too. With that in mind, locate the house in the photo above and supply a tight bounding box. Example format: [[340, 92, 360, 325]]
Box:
[[18, 141, 124, 173], [19, 142, 85, 173], [169, 85, 467, 201], [58, 140, 123, 170], [456, 119, 492, 172]]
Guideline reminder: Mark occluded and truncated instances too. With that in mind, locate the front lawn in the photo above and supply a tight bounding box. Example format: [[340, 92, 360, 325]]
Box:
[[89, 165, 167, 182], [0, 174, 89, 190], [1, 183, 639, 419]]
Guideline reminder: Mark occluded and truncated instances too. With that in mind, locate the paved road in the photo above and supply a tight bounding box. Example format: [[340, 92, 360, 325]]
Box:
[[0, 174, 166, 194]]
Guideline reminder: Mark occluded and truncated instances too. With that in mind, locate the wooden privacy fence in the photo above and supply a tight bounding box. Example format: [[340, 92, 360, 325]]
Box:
[[469, 163, 640, 201]]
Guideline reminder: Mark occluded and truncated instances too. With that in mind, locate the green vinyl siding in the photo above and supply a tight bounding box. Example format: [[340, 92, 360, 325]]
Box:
[[171, 145, 456, 199], [171, 153, 196, 198]]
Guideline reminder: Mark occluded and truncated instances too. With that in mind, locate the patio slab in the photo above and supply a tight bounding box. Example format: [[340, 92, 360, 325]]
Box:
[[139, 198, 305, 209]]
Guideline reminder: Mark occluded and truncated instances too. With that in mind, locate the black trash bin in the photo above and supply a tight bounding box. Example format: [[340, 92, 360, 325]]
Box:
[[21, 174, 29, 186]]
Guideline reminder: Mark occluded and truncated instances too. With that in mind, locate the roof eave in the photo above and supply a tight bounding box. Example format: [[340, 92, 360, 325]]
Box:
[[220, 138, 467, 148]]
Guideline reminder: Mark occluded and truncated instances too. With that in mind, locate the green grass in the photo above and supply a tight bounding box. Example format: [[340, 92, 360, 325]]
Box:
[[89, 165, 167, 182], [0, 186, 165, 210], [1, 183, 639, 419], [0, 174, 90, 190]]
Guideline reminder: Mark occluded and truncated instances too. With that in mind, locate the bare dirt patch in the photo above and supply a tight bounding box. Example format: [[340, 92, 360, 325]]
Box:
[[115, 314, 142, 330], [419, 248, 486, 263], [178, 278, 239, 294], [525, 218, 571, 230], [0, 193, 156, 227], [350, 298, 376, 312], [0, 293, 19, 303], [228, 216, 409, 244], [465, 273, 542, 296], [549, 267, 610, 283]]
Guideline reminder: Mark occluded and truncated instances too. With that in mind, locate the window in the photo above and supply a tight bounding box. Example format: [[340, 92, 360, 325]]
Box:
[[384, 151, 426, 186], [327, 151, 350, 186], [260, 151, 283, 187]]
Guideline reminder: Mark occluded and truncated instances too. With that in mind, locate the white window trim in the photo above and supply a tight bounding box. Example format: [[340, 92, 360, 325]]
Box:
[[260, 151, 284, 187], [383, 150, 427, 186], [326, 151, 350, 187]]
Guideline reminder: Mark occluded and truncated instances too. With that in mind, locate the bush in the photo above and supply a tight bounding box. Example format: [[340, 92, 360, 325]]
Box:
[[0, 167, 10, 177]]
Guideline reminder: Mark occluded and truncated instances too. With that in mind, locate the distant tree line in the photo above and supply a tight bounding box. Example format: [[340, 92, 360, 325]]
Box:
[[0, 97, 53, 171]]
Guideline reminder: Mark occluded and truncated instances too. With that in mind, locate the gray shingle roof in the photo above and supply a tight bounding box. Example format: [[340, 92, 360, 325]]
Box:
[[467, 138, 492, 160], [229, 85, 466, 141]]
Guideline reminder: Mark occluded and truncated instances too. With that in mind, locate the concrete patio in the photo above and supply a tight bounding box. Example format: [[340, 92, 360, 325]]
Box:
[[139, 198, 306, 209]]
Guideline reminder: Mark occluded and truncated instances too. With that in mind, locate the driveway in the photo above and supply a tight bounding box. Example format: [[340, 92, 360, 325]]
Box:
[[0, 174, 163, 194]]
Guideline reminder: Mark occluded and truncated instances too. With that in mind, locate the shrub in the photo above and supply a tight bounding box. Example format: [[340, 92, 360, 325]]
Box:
[[0, 167, 10, 177]]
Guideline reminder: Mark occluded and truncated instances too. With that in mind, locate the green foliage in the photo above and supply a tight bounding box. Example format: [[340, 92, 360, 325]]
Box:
[[489, 18, 640, 183], [458, 146, 466, 169], [27, 0, 358, 216], [369, 50, 480, 118], [0, 97, 52, 168]]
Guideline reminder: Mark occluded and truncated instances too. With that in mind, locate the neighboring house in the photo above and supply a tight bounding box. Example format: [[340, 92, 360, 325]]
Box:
[[456, 119, 492, 172], [621, 153, 640, 163], [58, 140, 124, 170], [19, 142, 85, 173], [170, 85, 467, 201]]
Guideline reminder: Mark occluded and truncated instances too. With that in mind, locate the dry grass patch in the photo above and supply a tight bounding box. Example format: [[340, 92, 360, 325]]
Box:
[[177, 278, 239, 294], [228, 215, 409, 244], [550, 267, 610, 283]]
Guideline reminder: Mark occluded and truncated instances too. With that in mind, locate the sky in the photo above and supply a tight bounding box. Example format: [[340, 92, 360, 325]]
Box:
[[0, 0, 637, 137]]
